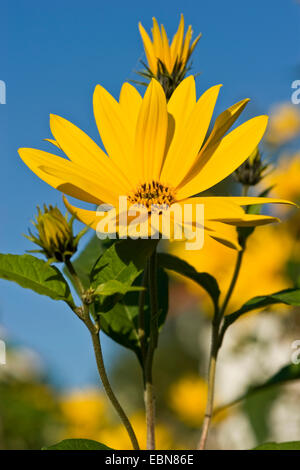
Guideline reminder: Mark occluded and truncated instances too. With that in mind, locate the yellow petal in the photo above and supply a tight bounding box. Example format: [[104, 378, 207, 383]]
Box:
[[162, 84, 222, 188], [44, 138, 62, 149], [134, 79, 168, 182], [178, 196, 245, 220], [179, 99, 250, 189], [218, 214, 280, 226], [161, 76, 196, 171], [170, 14, 185, 69], [119, 83, 142, 140], [202, 99, 250, 154], [181, 25, 192, 65], [208, 231, 242, 250], [167, 75, 196, 125], [64, 197, 114, 231], [49, 114, 131, 194], [177, 115, 269, 199], [152, 17, 163, 61], [18, 148, 117, 205], [64, 196, 152, 237], [205, 221, 242, 250], [93, 84, 139, 186], [190, 33, 202, 55], [160, 24, 172, 73], [139, 22, 157, 74], [218, 196, 297, 207], [41, 164, 119, 207]]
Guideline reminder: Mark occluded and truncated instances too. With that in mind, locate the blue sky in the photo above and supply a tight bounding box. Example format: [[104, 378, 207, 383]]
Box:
[[0, 0, 300, 388]]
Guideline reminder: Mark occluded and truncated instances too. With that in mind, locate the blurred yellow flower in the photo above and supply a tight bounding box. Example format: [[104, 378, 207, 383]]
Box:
[[98, 412, 175, 450], [139, 14, 201, 77], [265, 152, 300, 204], [171, 224, 293, 313], [169, 375, 207, 427], [59, 389, 181, 449], [265, 103, 300, 146], [264, 153, 300, 263], [60, 388, 108, 439]]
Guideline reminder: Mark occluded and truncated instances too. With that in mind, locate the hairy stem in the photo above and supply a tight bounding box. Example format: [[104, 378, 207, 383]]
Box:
[[138, 269, 148, 363], [144, 250, 159, 450], [65, 259, 140, 450], [87, 320, 140, 450], [198, 347, 218, 450]]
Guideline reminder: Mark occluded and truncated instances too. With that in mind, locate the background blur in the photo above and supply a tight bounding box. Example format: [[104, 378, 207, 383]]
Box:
[[1, 0, 300, 449]]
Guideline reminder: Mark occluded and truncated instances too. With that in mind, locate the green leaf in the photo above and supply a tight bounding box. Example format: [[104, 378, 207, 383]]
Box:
[[0, 254, 74, 308], [91, 239, 166, 363], [254, 441, 300, 450], [224, 288, 300, 330], [94, 279, 145, 296], [215, 363, 300, 417], [246, 363, 300, 398], [43, 438, 113, 450], [91, 239, 157, 291], [97, 267, 169, 363], [158, 252, 220, 311]]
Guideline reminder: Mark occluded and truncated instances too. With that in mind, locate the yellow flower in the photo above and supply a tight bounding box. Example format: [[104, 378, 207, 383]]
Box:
[[98, 412, 175, 450], [171, 224, 293, 312], [139, 14, 201, 76], [169, 375, 207, 427], [264, 152, 300, 204], [169, 375, 227, 428], [265, 103, 300, 146], [19, 77, 292, 250], [60, 388, 109, 439], [262, 152, 300, 263]]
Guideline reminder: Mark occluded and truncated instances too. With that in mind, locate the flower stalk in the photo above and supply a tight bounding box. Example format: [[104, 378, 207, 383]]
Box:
[[143, 249, 159, 450], [65, 258, 140, 451]]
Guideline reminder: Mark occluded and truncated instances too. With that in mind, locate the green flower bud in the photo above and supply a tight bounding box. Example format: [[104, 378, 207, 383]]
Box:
[[235, 147, 268, 186], [25, 204, 88, 263]]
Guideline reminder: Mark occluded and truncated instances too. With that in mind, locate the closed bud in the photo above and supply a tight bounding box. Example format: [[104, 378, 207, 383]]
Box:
[[235, 147, 268, 186], [25, 204, 87, 263]]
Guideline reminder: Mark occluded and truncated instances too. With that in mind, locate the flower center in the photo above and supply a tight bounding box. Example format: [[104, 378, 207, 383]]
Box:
[[128, 181, 176, 211]]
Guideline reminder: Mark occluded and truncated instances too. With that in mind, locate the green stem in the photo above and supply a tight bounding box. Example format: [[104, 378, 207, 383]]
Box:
[[138, 269, 148, 364], [198, 348, 218, 450], [198, 184, 248, 450], [218, 250, 244, 321], [65, 258, 85, 297], [86, 318, 140, 451], [144, 250, 159, 450], [65, 259, 140, 451]]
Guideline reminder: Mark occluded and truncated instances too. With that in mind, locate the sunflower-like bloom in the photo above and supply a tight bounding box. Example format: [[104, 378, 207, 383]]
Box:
[[138, 15, 201, 98], [19, 77, 293, 250]]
